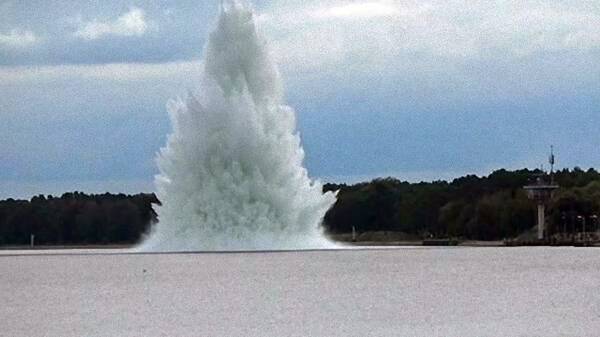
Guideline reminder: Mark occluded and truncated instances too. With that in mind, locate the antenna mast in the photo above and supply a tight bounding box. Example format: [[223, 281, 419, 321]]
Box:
[[549, 145, 555, 184]]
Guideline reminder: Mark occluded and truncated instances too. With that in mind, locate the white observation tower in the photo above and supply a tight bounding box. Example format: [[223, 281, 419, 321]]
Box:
[[523, 146, 559, 240]]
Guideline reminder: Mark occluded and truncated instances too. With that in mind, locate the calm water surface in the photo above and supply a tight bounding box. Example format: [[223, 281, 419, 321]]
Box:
[[1, 247, 599, 337]]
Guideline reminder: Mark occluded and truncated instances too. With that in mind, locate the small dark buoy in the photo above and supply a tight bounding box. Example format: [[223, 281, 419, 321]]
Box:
[[143, 269, 147, 273]]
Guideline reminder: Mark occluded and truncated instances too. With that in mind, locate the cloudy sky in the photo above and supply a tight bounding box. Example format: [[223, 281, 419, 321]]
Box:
[[1, 0, 599, 198]]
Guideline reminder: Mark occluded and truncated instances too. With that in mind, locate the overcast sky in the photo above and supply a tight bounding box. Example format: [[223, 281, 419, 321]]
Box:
[[1, 0, 600, 198]]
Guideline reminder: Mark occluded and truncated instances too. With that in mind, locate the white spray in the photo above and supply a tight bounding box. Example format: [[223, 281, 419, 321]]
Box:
[[138, 1, 337, 251]]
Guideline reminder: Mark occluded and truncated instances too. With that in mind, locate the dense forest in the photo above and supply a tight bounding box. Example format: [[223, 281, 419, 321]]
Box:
[[1, 168, 600, 246], [324, 167, 600, 240], [0, 192, 158, 246]]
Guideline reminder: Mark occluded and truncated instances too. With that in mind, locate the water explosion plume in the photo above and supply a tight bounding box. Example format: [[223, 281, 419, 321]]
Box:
[[138, 1, 337, 251]]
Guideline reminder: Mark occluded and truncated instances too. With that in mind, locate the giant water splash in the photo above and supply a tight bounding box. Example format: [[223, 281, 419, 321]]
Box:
[[138, 1, 337, 251]]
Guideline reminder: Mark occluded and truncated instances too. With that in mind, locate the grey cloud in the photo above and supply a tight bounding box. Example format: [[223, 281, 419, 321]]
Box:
[[0, 0, 218, 66], [0, 29, 38, 49], [74, 7, 148, 40]]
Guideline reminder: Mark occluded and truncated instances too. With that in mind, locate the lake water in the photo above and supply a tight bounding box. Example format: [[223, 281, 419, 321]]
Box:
[[1, 247, 599, 337]]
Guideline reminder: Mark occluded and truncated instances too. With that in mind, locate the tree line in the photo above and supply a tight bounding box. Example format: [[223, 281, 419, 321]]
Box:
[[323, 167, 600, 240], [1, 168, 599, 246], [0, 192, 158, 246]]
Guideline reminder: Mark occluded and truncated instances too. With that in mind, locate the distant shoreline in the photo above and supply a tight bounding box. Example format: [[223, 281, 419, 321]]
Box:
[[0, 244, 133, 250], [2, 168, 600, 247], [4, 240, 599, 250]]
